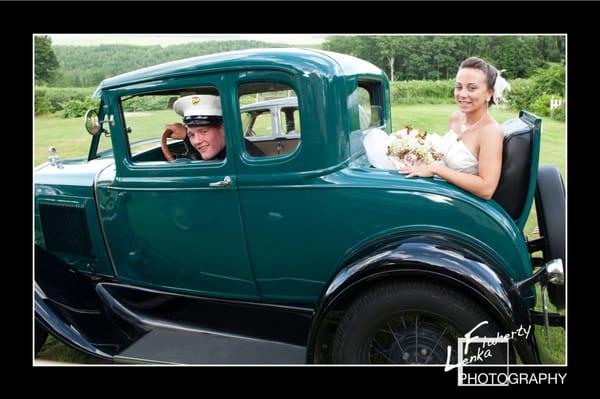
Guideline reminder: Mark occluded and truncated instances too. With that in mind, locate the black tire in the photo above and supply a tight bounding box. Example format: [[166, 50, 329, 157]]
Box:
[[35, 320, 49, 356], [332, 280, 509, 365], [535, 165, 566, 309]]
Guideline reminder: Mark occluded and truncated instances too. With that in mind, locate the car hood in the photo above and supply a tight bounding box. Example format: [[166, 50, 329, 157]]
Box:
[[34, 158, 115, 193]]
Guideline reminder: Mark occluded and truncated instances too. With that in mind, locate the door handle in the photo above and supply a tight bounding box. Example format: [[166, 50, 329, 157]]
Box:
[[209, 176, 232, 187]]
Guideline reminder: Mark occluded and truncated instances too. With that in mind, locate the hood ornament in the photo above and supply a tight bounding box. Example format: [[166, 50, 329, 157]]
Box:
[[48, 146, 63, 168]]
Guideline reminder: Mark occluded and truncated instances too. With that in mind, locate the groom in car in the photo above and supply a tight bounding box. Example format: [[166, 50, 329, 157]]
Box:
[[165, 94, 227, 161]]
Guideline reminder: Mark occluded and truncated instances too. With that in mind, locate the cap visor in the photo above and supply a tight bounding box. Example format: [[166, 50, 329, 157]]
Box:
[[184, 116, 223, 126]]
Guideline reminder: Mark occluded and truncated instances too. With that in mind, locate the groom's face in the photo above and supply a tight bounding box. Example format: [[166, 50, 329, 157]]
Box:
[[187, 124, 226, 160], [454, 68, 494, 112]]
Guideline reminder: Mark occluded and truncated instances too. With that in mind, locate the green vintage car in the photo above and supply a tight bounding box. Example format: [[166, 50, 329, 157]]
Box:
[[34, 48, 565, 364]]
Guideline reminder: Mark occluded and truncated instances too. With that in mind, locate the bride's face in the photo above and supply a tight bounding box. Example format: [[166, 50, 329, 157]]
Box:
[[454, 68, 493, 113]]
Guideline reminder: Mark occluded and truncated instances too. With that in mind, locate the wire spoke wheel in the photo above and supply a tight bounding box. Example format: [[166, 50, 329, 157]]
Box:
[[332, 280, 509, 364], [367, 313, 459, 364]]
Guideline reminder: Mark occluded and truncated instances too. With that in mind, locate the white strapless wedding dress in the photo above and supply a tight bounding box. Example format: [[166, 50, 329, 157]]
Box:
[[440, 129, 479, 175], [363, 128, 479, 175]]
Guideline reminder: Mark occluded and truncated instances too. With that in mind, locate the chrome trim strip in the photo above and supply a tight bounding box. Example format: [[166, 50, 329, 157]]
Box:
[[93, 163, 119, 278], [104, 186, 229, 192], [113, 355, 176, 365], [35, 281, 47, 300]]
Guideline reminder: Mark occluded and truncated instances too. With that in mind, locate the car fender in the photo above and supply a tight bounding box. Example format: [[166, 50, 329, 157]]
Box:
[[306, 233, 537, 364], [35, 283, 112, 360]]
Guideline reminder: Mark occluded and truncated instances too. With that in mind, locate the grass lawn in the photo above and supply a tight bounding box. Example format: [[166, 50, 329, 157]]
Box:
[[34, 114, 96, 167], [34, 110, 177, 166], [35, 335, 110, 365], [34, 104, 567, 364]]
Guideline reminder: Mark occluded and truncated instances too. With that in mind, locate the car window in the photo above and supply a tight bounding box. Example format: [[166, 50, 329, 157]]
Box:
[[238, 82, 301, 158], [357, 80, 384, 130], [280, 107, 300, 135], [120, 93, 178, 159], [243, 109, 272, 137], [241, 111, 253, 135], [119, 87, 222, 163]]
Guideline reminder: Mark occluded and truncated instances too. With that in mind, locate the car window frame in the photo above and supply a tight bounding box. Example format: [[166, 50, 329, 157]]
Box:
[[357, 79, 385, 129], [106, 75, 236, 178], [235, 74, 303, 165]]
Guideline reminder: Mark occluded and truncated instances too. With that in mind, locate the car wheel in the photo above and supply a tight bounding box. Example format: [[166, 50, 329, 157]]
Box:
[[535, 165, 566, 309], [331, 280, 509, 364], [35, 320, 49, 356]]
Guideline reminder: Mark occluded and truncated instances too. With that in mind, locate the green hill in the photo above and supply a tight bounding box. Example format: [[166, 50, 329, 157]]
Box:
[[51, 40, 305, 87]]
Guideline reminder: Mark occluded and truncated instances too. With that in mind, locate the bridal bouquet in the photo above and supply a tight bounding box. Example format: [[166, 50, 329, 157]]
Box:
[[386, 125, 444, 169], [363, 125, 445, 170]]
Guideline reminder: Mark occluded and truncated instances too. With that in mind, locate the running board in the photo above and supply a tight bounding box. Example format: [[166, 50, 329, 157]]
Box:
[[95, 283, 312, 364], [115, 326, 306, 364]]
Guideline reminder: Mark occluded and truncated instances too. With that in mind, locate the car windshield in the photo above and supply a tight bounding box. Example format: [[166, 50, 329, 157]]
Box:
[[120, 94, 175, 156]]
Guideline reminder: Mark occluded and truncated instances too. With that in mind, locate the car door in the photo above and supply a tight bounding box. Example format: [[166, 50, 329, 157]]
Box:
[[96, 76, 260, 300]]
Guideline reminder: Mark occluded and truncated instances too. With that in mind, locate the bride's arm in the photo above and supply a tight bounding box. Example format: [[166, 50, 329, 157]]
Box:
[[402, 126, 504, 200], [436, 126, 503, 199]]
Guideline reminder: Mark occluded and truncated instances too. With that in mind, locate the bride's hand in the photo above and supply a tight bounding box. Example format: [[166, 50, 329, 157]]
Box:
[[398, 164, 435, 178]]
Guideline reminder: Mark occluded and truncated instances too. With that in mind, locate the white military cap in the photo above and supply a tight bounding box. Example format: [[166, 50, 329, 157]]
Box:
[[173, 94, 223, 126]]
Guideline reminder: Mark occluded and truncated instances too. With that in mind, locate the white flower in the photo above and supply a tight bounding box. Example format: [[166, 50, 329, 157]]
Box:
[[365, 127, 446, 170], [493, 70, 511, 105], [392, 128, 408, 139], [403, 136, 420, 151], [424, 133, 442, 150]]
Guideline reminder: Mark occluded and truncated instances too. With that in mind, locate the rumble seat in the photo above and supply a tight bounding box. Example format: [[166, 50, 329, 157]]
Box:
[[492, 118, 533, 220]]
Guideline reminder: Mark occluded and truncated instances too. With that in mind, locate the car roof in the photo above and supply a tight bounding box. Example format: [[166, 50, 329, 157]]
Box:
[[93, 48, 385, 97]]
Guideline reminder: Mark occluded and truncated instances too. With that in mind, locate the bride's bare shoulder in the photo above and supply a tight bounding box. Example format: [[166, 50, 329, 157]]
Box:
[[448, 111, 462, 125], [448, 111, 462, 132], [449, 111, 462, 122], [479, 121, 504, 143], [448, 111, 462, 129]]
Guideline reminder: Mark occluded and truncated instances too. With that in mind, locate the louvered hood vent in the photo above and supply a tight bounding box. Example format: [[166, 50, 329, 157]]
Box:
[[39, 202, 94, 258]]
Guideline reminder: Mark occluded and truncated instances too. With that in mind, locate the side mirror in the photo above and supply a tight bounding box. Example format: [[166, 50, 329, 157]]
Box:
[[84, 109, 100, 135]]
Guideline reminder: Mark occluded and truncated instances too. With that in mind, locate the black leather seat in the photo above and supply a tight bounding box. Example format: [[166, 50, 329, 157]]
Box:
[[492, 118, 533, 220]]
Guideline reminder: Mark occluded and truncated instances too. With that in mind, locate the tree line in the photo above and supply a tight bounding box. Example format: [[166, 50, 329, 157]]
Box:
[[35, 35, 564, 88], [323, 35, 564, 81], [37, 38, 289, 87]]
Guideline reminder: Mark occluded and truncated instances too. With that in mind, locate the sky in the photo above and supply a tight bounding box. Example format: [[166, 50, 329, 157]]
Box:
[[47, 34, 328, 46]]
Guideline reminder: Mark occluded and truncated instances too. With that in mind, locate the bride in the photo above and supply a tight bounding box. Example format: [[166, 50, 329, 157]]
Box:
[[393, 57, 509, 200]]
